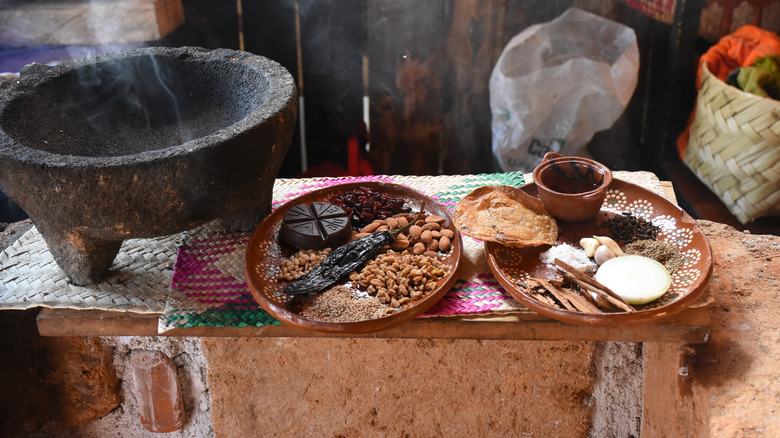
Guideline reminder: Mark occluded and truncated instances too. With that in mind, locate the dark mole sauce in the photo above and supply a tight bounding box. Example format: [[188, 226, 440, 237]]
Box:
[[543, 173, 601, 194]]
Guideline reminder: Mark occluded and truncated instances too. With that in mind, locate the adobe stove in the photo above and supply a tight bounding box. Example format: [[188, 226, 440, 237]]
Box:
[[0, 46, 296, 285]]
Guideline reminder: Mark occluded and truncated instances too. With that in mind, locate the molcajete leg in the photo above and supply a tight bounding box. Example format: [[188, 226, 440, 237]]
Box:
[[35, 223, 123, 285]]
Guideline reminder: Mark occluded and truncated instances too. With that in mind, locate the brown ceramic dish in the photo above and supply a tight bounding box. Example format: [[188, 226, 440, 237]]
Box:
[[532, 152, 613, 222], [245, 181, 462, 333], [485, 179, 713, 327]]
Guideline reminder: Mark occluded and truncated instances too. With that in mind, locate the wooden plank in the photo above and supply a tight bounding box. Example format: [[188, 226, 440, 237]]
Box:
[[438, 0, 507, 174], [36, 308, 161, 337], [505, 0, 575, 38], [242, 0, 301, 176], [660, 181, 678, 204], [367, 0, 445, 175], [296, 0, 366, 174], [572, 0, 655, 171], [0, 0, 185, 46], [244, 0, 366, 177], [36, 306, 710, 343], [153, 0, 186, 38]]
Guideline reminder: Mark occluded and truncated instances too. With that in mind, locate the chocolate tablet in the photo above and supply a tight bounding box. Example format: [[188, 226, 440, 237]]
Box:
[[281, 202, 352, 250]]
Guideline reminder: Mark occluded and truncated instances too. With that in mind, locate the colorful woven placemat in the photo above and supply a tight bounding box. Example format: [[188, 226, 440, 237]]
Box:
[[160, 171, 665, 332]]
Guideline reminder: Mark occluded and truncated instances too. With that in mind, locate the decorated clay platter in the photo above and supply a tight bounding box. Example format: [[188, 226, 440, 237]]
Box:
[[485, 179, 713, 327], [245, 181, 462, 334]]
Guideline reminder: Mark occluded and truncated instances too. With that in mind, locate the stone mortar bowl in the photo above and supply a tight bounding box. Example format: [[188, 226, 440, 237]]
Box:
[[0, 46, 296, 285]]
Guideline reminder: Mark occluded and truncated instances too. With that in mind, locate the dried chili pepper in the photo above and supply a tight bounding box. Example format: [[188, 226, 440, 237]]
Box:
[[283, 202, 425, 296]]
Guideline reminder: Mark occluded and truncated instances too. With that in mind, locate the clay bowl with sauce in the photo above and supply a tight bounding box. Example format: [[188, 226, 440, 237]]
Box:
[[532, 152, 613, 222]]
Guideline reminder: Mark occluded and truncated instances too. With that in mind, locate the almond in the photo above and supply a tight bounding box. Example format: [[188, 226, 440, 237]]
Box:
[[391, 237, 409, 250], [386, 217, 399, 229], [409, 225, 423, 241], [421, 222, 440, 231], [360, 222, 382, 233], [438, 235, 451, 251], [412, 242, 425, 255], [421, 230, 433, 243], [425, 215, 446, 224]]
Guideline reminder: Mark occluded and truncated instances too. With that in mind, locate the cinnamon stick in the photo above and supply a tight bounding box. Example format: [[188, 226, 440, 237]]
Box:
[[536, 278, 577, 311], [538, 278, 602, 314], [566, 276, 634, 313], [554, 258, 635, 312]]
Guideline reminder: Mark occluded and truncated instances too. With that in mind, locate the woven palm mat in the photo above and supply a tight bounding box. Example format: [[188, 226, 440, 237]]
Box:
[[161, 171, 665, 332], [0, 227, 186, 313]]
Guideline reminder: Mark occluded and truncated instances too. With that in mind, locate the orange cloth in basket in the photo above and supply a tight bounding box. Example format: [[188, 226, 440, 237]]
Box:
[[677, 25, 780, 158]]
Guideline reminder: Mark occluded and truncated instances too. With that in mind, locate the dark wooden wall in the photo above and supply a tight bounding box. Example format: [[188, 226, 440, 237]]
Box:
[[170, 0, 707, 178]]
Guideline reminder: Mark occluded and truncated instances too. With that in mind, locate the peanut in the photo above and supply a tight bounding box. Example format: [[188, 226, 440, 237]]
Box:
[[349, 249, 449, 308]]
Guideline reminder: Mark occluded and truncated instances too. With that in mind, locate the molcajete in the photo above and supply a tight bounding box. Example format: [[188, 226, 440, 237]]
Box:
[[0, 47, 296, 285]]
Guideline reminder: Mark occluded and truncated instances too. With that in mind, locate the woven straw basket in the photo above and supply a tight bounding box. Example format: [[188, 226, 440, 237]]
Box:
[[684, 62, 780, 223]]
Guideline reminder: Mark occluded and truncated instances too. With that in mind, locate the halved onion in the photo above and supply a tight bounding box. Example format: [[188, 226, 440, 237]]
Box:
[[593, 255, 671, 305]]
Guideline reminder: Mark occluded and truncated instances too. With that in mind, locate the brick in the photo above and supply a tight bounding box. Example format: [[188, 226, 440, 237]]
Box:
[[129, 350, 184, 433]]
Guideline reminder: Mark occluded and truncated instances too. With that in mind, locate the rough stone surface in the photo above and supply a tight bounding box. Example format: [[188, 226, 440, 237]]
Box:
[[0, 309, 120, 436], [0, 218, 31, 251], [641, 342, 708, 437], [0, 47, 297, 285], [589, 342, 642, 437], [689, 221, 780, 437], [32, 337, 214, 438], [201, 338, 598, 437]]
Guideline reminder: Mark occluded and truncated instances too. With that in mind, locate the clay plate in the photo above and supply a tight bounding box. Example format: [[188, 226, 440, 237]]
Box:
[[485, 180, 713, 327], [245, 181, 462, 333]]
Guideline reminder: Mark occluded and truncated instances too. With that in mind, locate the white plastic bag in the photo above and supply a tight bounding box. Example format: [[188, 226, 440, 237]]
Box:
[[490, 8, 639, 172]]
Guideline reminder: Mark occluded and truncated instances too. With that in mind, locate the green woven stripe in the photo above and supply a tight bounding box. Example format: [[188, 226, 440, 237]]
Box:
[[435, 172, 525, 203], [165, 309, 281, 328]]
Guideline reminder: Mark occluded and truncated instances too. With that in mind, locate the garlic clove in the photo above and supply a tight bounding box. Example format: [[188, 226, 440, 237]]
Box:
[[594, 244, 617, 265], [593, 235, 624, 256], [579, 237, 600, 257]]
